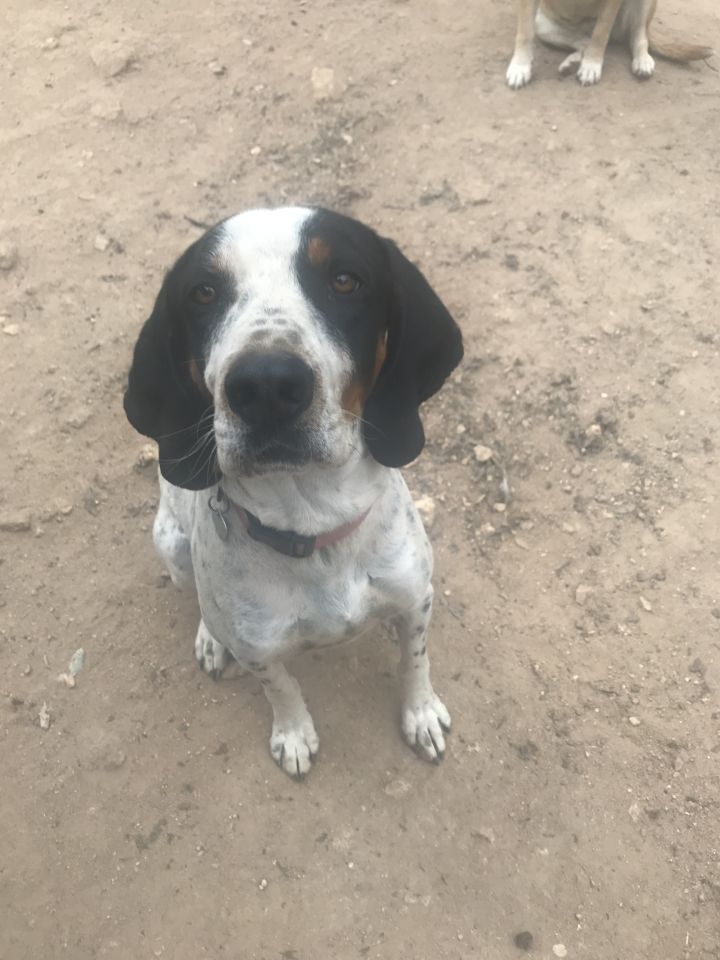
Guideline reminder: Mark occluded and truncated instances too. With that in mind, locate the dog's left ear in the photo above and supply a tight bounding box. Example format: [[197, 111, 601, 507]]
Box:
[[363, 240, 463, 467], [123, 271, 221, 490]]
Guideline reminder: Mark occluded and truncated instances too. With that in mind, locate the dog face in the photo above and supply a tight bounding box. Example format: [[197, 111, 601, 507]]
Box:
[[124, 207, 463, 489]]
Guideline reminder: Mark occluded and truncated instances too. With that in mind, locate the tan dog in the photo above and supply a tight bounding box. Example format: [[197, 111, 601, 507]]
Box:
[[507, 0, 713, 88]]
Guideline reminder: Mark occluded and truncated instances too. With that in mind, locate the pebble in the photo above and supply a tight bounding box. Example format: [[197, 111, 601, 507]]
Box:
[[40, 36, 60, 51], [2, 323, 19, 336], [38, 702, 51, 730], [493, 502, 506, 513], [90, 41, 136, 78], [0, 511, 31, 533], [69, 648, 86, 677], [311, 66, 336, 101], [513, 931, 534, 951], [94, 234, 110, 252], [258, 878, 268, 890], [688, 658, 706, 676], [414, 495, 436, 529], [208, 60, 226, 75], [136, 443, 158, 468], [628, 802, 641, 822], [90, 99, 123, 121], [552, 946, 567, 959], [574, 584, 593, 605], [562, 522, 575, 534], [628, 716, 641, 726], [639, 596, 652, 612], [473, 444, 494, 463], [0, 240, 19, 271]]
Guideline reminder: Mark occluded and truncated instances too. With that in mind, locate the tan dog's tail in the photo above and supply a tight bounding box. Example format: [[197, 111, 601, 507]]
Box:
[[649, 30, 713, 63]]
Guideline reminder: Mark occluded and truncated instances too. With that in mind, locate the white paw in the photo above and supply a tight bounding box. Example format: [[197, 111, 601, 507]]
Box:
[[506, 57, 532, 89], [632, 52, 655, 78], [577, 57, 603, 85], [558, 51, 582, 75], [194, 625, 229, 680], [270, 717, 319, 779], [402, 692, 452, 762]]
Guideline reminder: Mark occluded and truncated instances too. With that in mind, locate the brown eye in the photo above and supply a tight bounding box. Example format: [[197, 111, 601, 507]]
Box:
[[332, 272, 360, 295], [191, 284, 216, 305]]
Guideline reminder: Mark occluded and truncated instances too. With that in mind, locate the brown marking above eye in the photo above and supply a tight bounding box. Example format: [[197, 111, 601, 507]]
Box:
[[307, 236, 331, 267], [332, 272, 360, 295], [191, 284, 216, 305]]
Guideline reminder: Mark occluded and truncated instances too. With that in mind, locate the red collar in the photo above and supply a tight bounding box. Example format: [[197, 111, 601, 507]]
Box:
[[208, 486, 372, 559]]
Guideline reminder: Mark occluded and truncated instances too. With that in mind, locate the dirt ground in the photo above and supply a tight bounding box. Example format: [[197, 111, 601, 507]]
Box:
[[2, 1, 719, 957]]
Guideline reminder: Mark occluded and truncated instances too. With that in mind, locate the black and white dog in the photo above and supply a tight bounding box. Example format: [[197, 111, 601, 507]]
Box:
[[124, 207, 463, 778]]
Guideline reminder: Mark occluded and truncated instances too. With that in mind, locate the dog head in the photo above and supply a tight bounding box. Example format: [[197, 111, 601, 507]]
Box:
[[124, 207, 463, 489]]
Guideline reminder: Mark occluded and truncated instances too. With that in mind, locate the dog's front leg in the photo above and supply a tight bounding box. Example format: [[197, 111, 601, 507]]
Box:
[[396, 590, 451, 762], [507, 0, 540, 88], [254, 662, 319, 779], [575, 0, 624, 84]]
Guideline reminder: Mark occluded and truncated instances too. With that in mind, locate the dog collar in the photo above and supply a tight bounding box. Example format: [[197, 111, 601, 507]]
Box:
[[208, 485, 372, 559]]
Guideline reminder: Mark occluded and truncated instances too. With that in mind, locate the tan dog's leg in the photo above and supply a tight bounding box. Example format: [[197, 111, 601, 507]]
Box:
[[506, 0, 540, 89], [627, 0, 657, 78], [574, 0, 624, 84]]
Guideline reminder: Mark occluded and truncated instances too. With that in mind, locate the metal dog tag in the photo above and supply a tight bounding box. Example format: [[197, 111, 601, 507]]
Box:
[[208, 489, 230, 541]]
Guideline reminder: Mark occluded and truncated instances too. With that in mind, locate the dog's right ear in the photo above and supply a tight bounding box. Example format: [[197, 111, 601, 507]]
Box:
[[123, 272, 220, 490]]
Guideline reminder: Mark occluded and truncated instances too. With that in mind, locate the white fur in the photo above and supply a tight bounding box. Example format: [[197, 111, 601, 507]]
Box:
[[151, 212, 451, 778]]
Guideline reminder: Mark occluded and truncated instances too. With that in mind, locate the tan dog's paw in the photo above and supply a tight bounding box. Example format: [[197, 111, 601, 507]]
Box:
[[632, 52, 655, 78], [558, 50, 582, 75], [506, 56, 533, 89], [577, 56, 603, 85]]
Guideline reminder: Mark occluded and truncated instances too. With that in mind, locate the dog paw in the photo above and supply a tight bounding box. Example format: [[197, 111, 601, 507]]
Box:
[[558, 51, 582, 75], [577, 57, 603, 85], [194, 624, 230, 680], [632, 53, 655, 78], [506, 57, 532, 89], [270, 717, 319, 779], [402, 692, 452, 763]]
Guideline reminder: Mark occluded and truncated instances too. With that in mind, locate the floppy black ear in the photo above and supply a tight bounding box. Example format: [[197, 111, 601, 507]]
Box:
[[123, 275, 220, 490], [362, 240, 463, 467]]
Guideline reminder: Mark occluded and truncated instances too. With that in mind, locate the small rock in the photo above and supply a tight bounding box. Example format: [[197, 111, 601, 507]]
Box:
[[639, 596, 652, 613], [513, 931, 534, 952], [473, 826, 495, 844], [0, 240, 19, 271], [414, 495, 436, 529], [57, 673, 76, 688], [0, 511, 32, 533], [90, 41, 136, 78], [552, 946, 567, 959], [69, 648, 86, 677], [311, 66, 336, 101], [585, 423, 602, 438], [2, 323, 19, 336], [628, 802, 641, 822], [103, 749, 127, 772], [574, 584, 593, 605], [136, 443, 158, 468], [94, 234, 110, 252], [249, 145, 262, 156], [570, 464, 582, 477], [258, 878, 268, 891], [455, 423, 466, 434], [38, 702, 51, 730], [628, 716, 641, 727], [384, 778, 411, 798], [473, 444, 494, 463], [208, 60, 226, 76], [688, 658, 706, 676], [562, 522, 575, 534], [493, 502, 506, 513], [40, 36, 60, 51], [711, 607, 720, 620]]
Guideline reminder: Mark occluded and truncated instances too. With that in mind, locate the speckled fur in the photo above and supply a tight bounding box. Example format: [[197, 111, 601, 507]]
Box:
[[147, 209, 453, 779]]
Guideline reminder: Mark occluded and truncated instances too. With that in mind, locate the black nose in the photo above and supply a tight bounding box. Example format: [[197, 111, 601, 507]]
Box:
[[224, 351, 315, 426]]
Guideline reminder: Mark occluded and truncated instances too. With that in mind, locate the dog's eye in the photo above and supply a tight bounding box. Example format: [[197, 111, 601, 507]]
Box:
[[191, 284, 216, 306], [331, 272, 361, 295]]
